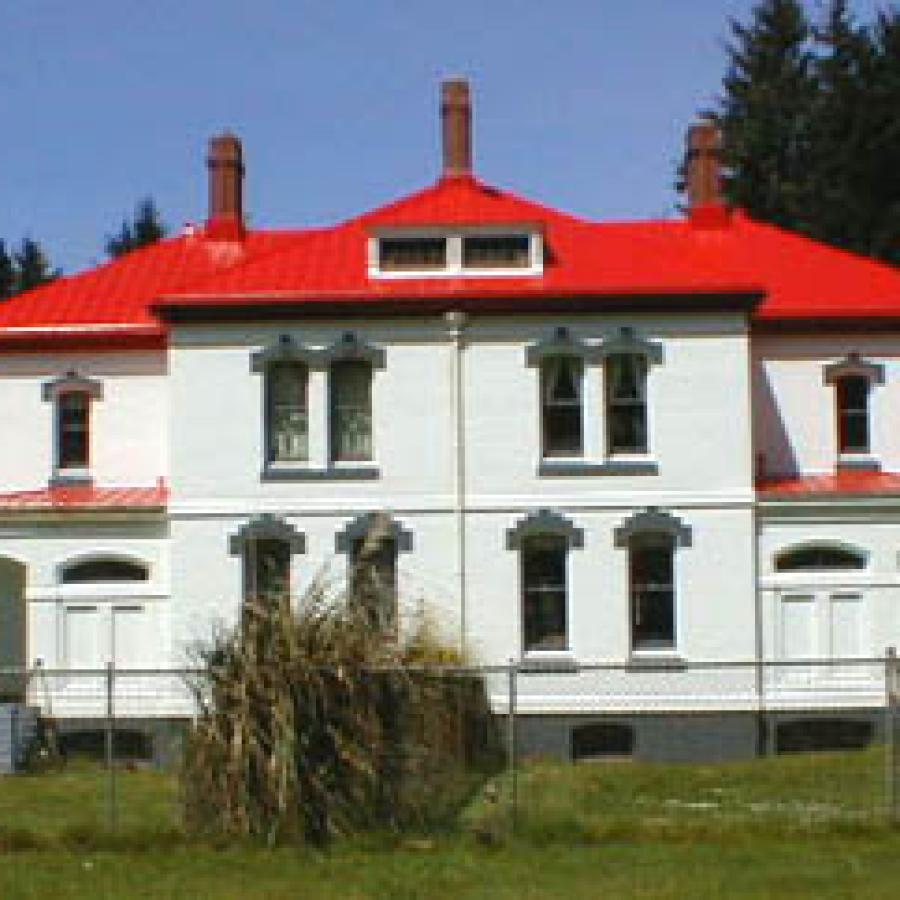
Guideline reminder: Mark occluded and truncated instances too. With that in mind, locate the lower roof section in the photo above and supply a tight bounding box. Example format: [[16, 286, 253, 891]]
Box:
[[757, 471, 900, 500], [0, 480, 167, 513]]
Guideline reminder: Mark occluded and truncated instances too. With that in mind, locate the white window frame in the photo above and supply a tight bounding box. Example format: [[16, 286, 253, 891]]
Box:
[[823, 354, 884, 471], [42, 372, 103, 484]]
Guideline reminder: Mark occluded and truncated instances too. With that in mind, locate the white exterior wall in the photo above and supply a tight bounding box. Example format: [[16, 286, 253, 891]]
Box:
[[164, 312, 758, 689], [753, 335, 900, 476], [758, 510, 900, 707], [0, 351, 167, 489]]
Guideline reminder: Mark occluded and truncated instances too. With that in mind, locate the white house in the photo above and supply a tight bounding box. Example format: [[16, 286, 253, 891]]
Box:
[[1, 79, 899, 761]]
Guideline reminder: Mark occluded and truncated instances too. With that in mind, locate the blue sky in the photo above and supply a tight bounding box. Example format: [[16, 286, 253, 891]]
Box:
[[1, 0, 890, 274]]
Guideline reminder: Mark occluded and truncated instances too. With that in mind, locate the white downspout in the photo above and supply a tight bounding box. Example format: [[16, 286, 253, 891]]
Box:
[[445, 311, 468, 652]]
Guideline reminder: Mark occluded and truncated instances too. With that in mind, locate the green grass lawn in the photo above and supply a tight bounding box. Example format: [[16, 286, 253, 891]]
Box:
[[0, 750, 898, 899]]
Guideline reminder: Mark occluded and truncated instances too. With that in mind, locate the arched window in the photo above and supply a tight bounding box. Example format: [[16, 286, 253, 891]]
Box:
[[615, 508, 691, 653], [330, 360, 373, 462], [835, 375, 870, 455], [336, 512, 413, 633], [774, 544, 866, 572], [606, 353, 648, 455], [267, 362, 309, 463], [506, 509, 584, 654], [228, 515, 306, 604], [42, 371, 103, 477], [61, 558, 149, 584], [541, 356, 583, 458], [823, 354, 884, 461], [629, 534, 676, 651], [598, 328, 663, 458], [521, 534, 568, 652]]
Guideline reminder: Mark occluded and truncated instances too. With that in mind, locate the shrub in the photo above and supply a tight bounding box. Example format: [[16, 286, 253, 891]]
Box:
[[181, 579, 500, 846]]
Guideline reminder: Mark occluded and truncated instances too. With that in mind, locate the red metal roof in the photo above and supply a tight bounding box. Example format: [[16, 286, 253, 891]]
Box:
[[1, 174, 897, 342], [757, 471, 900, 499], [0, 228, 299, 346], [0, 481, 167, 511]]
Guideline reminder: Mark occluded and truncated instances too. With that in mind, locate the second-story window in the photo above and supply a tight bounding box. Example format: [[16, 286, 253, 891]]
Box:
[[267, 362, 309, 463], [541, 356, 583, 458], [606, 353, 648, 455], [57, 392, 90, 471], [836, 375, 870, 455], [330, 360, 373, 462]]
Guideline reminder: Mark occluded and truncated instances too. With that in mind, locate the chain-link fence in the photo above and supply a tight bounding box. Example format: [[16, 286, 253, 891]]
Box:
[[0, 653, 898, 841]]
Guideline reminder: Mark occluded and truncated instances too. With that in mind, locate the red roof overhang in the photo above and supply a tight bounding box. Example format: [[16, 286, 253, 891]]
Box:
[[0, 481, 168, 513], [757, 471, 900, 499]]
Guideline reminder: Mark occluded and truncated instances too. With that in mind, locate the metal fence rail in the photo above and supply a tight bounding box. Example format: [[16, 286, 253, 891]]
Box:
[[0, 652, 898, 832]]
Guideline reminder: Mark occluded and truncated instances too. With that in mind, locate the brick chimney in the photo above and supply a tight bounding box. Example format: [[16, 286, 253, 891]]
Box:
[[685, 120, 729, 227], [206, 132, 245, 240], [441, 78, 472, 179]]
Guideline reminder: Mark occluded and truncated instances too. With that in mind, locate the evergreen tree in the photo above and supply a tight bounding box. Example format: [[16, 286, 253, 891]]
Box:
[[699, 0, 900, 264], [105, 197, 167, 259], [0, 240, 14, 300], [717, 0, 817, 232], [13, 238, 58, 293], [863, 9, 900, 263]]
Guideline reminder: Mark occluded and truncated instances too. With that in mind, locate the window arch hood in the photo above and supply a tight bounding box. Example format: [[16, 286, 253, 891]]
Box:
[[506, 509, 584, 551], [614, 508, 692, 548]]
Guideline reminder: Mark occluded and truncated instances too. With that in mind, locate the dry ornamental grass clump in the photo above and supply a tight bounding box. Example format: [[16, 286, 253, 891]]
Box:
[[181, 578, 500, 847]]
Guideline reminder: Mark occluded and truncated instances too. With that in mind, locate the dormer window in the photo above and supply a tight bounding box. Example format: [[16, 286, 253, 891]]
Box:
[[371, 230, 542, 278], [379, 237, 447, 272]]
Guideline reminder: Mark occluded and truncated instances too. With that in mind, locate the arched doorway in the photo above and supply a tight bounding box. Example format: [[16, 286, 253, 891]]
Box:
[[0, 557, 26, 702]]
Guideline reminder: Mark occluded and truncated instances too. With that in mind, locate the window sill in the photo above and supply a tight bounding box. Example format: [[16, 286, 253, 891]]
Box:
[[519, 653, 579, 674], [261, 464, 379, 481], [538, 459, 658, 477], [50, 470, 93, 487], [626, 652, 686, 671], [836, 454, 880, 472]]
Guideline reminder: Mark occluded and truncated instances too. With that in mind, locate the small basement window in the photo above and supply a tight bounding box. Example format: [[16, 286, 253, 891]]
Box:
[[462, 234, 531, 269], [379, 237, 447, 272]]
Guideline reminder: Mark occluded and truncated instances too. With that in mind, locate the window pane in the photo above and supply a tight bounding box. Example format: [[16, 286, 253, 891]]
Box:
[[58, 392, 89, 469], [247, 539, 290, 602], [331, 361, 373, 461], [837, 376, 869, 453], [380, 237, 447, 271], [62, 559, 149, 583], [630, 540, 674, 650], [542, 357, 583, 457], [351, 535, 397, 631], [775, 545, 865, 571], [462, 235, 530, 269], [522, 537, 567, 651], [268, 363, 308, 462], [606, 355, 648, 454]]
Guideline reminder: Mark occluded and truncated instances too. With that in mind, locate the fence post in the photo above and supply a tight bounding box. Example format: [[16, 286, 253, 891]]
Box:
[[506, 659, 518, 831], [105, 661, 117, 831], [10, 704, 19, 772], [887, 647, 898, 825]]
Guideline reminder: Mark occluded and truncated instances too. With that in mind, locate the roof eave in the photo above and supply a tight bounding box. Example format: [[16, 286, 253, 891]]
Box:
[[153, 289, 764, 323]]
